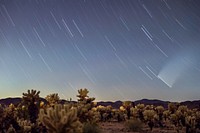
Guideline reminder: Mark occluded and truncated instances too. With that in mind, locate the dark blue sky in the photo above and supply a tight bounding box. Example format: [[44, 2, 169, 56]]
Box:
[[0, 0, 200, 101]]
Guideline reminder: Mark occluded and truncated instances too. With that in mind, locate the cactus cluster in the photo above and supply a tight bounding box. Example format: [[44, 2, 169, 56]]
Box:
[[39, 104, 82, 133], [122, 101, 134, 120], [45, 93, 60, 107], [0, 88, 200, 133], [76, 88, 97, 123]]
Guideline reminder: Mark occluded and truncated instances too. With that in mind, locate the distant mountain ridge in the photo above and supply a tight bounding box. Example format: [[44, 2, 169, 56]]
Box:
[[0, 97, 199, 109]]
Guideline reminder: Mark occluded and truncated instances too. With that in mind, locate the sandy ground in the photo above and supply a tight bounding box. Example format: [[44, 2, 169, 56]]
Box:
[[99, 121, 187, 133]]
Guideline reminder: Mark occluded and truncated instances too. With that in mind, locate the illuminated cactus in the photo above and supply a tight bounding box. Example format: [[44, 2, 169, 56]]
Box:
[[135, 104, 145, 121], [169, 113, 183, 133], [131, 107, 138, 119], [155, 106, 164, 118], [185, 116, 196, 133], [168, 102, 179, 114], [77, 88, 95, 103], [45, 93, 60, 107], [143, 110, 156, 130], [163, 110, 170, 121], [76, 88, 96, 123], [168, 105, 188, 132], [195, 111, 200, 130], [119, 105, 126, 121], [155, 106, 164, 127], [22, 89, 40, 123], [122, 101, 134, 120], [170, 113, 179, 126], [97, 105, 112, 122], [17, 119, 33, 133], [184, 110, 200, 133], [177, 105, 188, 126], [39, 104, 83, 133]]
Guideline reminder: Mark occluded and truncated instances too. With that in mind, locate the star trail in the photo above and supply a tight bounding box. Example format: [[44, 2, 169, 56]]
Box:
[[0, 0, 200, 101]]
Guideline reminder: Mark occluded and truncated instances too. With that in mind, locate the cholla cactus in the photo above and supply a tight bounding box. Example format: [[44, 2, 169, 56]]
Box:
[[7, 125, 16, 133], [155, 106, 164, 126], [77, 104, 98, 123], [77, 88, 95, 103], [170, 113, 178, 126], [156, 106, 164, 115], [176, 106, 188, 126], [22, 89, 40, 105], [119, 106, 126, 112], [143, 110, 156, 121], [169, 113, 183, 132], [195, 111, 200, 130], [15, 103, 29, 120], [22, 89, 40, 123], [135, 104, 145, 121], [185, 116, 196, 133], [45, 93, 60, 107], [163, 110, 170, 121], [0, 106, 21, 132], [113, 110, 125, 122], [184, 110, 200, 133], [39, 104, 83, 133], [143, 110, 156, 130], [77, 88, 89, 101], [76, 88, 96, 123], [17, 119, 34, 133], [122, 101, 133, 119], [131, 107, 138, 119], [178, 105, 188, 113], [145, 105, 154, 110], [168, 102, 179, 114], [96, 105, 112, 122]]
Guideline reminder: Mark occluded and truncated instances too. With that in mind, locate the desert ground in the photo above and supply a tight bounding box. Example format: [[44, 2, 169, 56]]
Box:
[[100, 121, 187, 133]]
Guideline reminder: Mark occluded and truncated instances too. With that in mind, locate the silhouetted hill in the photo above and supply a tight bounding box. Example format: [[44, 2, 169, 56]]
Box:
[[0, 97, 22, 105], [0, 97, 46, 106], [180, 100, 200, 109], [0, 97, 199, 110], [134, 99, 170, 108], [97, 100, 122, 109]]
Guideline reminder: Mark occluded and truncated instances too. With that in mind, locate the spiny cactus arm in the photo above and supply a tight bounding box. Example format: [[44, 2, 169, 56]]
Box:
[[122, 101, 132, 108], [22, 89, 40, 103], [59, 107, 82, 133], [77, 88, 89, 100], [54, 104, 62, 121], [45, 93, 60, 106], [39, 104, 83, 133], [42, 115, 57, 132]]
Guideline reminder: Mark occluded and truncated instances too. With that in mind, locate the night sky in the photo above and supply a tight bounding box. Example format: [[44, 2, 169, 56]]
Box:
[[0, 0, 200, 101]]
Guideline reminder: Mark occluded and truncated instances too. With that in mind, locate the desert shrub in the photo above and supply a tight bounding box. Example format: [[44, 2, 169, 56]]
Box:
[[125, 119, 143, 132], [83, 122, 101, 133]]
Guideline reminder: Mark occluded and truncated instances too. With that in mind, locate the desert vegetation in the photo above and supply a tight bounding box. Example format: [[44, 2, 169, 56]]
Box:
[[0, 88, 200, 133]]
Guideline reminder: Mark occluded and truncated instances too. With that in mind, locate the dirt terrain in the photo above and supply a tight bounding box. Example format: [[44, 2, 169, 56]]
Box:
[[99, 121, 187, 133]]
